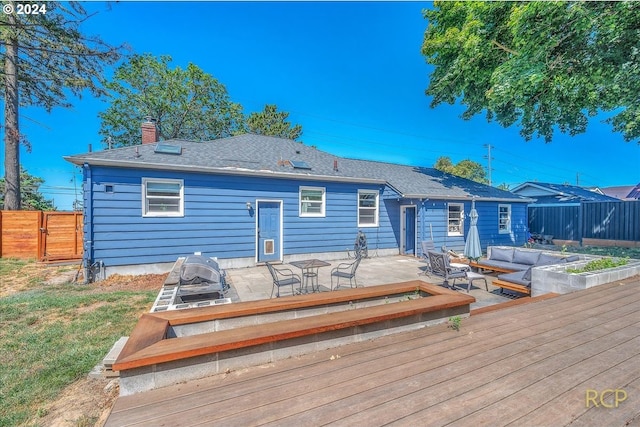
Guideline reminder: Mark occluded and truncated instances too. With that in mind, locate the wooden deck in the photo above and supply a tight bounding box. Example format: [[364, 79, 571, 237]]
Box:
[[105, 276, 640, 427]]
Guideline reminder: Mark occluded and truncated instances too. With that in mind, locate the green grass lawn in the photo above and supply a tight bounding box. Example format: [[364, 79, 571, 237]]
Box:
[[0, 261, 156, 427]]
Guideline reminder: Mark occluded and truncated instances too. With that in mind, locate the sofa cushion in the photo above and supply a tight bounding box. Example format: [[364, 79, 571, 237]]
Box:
[[536, 253, 563, 266], [490, 247, 514, 262], [480, 260, 529, 271], [513, 249, 541, 266], [564, 255, 580, 263], [497, 270, 531, 287]]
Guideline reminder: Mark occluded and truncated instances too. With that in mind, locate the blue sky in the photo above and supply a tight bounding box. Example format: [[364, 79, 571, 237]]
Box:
[[5, 1, 640, 210]]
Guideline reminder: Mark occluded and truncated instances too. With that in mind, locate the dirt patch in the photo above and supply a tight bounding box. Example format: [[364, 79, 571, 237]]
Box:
[[36, 377, 119, 427], [93, 273, 167, 292]]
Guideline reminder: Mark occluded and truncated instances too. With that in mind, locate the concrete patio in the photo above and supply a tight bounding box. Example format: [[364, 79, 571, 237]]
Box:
[[224, 255, 514, 310]]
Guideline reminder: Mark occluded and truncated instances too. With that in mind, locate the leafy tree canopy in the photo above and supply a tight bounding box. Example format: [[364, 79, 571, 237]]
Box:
[[0, 167, 55, 211], [99, 54, 244, 147], [434, 156, 488, 184], [0, 2, 121, 110], [246, 104, 303, 141], [1, 1, 121, 209], [422, 1, 640, 143]]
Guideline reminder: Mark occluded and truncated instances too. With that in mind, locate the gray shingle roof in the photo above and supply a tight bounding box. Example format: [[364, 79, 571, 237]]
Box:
[[65, 134, 529, 202], [513, 182, 621, 203]]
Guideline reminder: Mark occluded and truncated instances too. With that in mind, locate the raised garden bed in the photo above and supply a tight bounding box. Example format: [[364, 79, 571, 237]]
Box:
[[532, 258, 640, 296], [113, 280, 474, 395]]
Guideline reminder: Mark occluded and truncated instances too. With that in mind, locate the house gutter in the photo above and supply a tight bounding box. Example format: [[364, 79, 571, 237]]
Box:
[[402, 194, 535, 203], [63, 157, 387, 186], [63, 157, 533, 203]]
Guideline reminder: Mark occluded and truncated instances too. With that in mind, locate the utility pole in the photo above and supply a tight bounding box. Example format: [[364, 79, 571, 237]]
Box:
[[576, 173, 580, 186], [483, 144, 494, 186]]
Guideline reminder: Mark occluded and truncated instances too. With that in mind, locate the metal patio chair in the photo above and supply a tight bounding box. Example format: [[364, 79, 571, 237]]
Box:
[[265, 262, 301, 298], [420, 240, 436, 275], [427, 251, 468, 289], [331, 256, 362, 290]]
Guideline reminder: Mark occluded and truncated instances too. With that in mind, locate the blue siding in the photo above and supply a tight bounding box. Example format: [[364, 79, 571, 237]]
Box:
[[85, 166, 397, 267], [416, 200, 528, 254], [83, 165, 529, 268]]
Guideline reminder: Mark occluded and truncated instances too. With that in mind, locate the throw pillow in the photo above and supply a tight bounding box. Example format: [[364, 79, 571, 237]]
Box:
[[536, 253, 562, 266], [490, 247, 514, 262], [513, 249, 541, 266]]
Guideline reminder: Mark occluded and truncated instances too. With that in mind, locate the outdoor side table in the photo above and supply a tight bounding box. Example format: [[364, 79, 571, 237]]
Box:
[[290, 259, 331, 293]]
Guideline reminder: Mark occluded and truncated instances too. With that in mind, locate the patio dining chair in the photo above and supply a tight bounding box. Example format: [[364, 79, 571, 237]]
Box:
[[265, 262, 301, 298], [420, 240, 436, 275], [427, 251, 468, 289], [331, 256, 362, 290]]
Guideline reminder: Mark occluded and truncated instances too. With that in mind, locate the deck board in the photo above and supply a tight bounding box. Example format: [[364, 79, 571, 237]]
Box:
[[105, 276, 640, 427]]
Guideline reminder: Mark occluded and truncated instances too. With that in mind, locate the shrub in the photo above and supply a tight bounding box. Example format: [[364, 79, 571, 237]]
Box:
[[566, 257, 628, 274]]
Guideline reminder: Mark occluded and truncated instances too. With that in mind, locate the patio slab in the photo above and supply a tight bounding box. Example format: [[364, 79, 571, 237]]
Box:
[[225, 255, 513, 310]]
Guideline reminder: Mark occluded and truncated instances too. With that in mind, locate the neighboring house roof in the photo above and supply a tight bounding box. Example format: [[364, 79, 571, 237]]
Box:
[[626, 183, 640, 200], [511, 181, 621, 204], [65, 134, 530, 202], [600, 184, 640, 200]]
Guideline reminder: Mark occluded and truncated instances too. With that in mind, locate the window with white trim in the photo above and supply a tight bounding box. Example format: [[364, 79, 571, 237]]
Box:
[[448, 203, 464, 236], [142, 178, 184, 217], [358, 190, 379, 227], [499, 204, 512, 233], [299, 186, 325, 217]]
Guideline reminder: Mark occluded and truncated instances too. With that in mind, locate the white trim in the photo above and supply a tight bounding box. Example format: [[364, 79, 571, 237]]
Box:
[[299, 186, 326, 217], [141, 178, 184, 217], [357, 189, 379, 227], [447, 202, 464, 236], [498, 204, 512, 234]]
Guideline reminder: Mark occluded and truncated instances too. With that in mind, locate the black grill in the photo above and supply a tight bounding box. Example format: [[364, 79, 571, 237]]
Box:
[[177, 255, 227, 300]]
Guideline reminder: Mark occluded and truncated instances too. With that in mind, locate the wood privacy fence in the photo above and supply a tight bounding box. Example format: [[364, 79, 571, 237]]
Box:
[[0, 211, 83, 261], [528, 201, 640, 247]]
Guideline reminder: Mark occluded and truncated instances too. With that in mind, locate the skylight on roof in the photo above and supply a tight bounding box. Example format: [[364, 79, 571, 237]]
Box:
[[290, 160, 311, 170], [154, 142, 182, 155]]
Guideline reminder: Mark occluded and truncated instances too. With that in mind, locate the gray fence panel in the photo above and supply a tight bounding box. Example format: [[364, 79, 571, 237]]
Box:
[[528, 201, 640, 243], [581, 201, 640, 241], [528, 205, 580, 240]]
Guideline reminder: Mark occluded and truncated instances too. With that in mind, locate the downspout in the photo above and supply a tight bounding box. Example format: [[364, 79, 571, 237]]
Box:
[[83, 163, 94, 283]]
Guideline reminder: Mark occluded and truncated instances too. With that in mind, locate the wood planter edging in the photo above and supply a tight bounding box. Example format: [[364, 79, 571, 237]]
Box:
[[114, 281, 473, 378]]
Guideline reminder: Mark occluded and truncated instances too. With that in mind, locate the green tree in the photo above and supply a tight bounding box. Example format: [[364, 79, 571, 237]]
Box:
[[422, 1, 640, 143], [0, 167, 55, 210], [99, 54, 244, 147], [1, 1, 121, 210], [434, 156, 488, 184], [246, 104, 303, 141]]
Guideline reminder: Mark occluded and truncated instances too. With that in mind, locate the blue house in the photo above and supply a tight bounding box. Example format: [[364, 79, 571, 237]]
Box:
[[65, 133, 531, 278]]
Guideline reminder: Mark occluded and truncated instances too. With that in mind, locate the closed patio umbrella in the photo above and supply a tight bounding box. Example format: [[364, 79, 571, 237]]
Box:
[[464, 200, 482, 260]]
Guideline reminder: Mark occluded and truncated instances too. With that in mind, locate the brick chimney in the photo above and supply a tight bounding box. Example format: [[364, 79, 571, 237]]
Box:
[[141, 118, 158, 144]]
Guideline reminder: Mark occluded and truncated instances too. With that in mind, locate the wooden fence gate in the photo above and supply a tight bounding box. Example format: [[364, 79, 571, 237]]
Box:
[[0, 210, 83, 262]]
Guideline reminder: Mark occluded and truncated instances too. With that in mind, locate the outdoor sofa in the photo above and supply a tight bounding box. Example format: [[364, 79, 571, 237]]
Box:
[[470, 247, 579, 295]]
